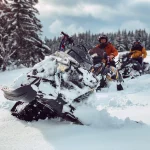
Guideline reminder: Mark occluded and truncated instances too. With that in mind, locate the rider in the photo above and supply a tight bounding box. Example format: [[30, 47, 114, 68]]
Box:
[[89, 35, 118, 67], [59, 32, 74, 51], [89, 35, 123, 90], [130, 40, 147, 65]]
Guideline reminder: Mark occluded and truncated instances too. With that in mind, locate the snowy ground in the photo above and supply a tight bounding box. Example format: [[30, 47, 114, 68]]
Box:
[[0, 52, 150, 150]]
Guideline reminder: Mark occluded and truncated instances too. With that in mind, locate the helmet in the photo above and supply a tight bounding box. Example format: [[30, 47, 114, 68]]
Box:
[[133, 39, 141, 45], [98, 35, 108, 43]]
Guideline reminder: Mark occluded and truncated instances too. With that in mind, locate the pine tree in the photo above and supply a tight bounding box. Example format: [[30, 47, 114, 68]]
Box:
[[44, 29, 150, 55], [3, 0, 50, 67], [0, 0, 16, 71]]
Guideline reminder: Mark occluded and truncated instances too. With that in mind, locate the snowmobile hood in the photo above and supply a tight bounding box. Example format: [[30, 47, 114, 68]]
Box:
[[52, 51, 79, 67]]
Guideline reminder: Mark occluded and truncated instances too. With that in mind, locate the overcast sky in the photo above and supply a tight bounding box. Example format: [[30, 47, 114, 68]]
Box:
[[35, 0, 150, 39]]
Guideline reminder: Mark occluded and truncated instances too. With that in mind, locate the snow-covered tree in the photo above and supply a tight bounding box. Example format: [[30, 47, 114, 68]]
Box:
[[114, 36, 126, 52], [0, 0, 16, 71], [2, 0, 50, 68], [45, 29, 150, 53]]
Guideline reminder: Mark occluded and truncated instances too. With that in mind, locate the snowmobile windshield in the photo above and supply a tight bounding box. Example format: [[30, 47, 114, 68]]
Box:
[[66, 46, 93, 70], [70, 45, 92, 64]]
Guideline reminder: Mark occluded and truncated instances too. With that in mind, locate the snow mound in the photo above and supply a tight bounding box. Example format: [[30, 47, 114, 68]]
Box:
[[74, 105, 145, 128], [108, 95, 147, 108]]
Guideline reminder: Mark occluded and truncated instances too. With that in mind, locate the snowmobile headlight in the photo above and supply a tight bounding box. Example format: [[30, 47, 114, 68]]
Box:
[[57, 63, 69, 72]]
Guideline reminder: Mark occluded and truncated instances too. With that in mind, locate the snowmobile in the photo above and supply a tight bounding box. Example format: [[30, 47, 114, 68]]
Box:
[[2, 32, 97, 125], [117, 52, 150, 78]]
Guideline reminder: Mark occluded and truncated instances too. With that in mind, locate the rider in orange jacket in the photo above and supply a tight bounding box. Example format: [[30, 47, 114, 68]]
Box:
[[89, 35, 118, 67]]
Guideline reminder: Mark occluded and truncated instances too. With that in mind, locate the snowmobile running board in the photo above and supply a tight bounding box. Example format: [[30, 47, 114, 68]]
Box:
[[2, 85, 37, 102]]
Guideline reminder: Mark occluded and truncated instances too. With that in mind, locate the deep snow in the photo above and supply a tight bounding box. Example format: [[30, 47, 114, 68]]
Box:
[[0, 52, 150, 150]]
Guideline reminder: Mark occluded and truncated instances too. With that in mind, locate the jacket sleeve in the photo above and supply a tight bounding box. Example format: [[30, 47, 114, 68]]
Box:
[[88, 45, 99, 55], [142, 48, 147, 58], [111, 45, 118, 57]]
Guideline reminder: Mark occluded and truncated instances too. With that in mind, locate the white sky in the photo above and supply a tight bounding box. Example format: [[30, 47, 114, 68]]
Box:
[[35, 0, 150, 39]]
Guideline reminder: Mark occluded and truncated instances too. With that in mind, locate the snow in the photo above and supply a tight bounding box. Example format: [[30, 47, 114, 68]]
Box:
[[0, 51, 150, 150]]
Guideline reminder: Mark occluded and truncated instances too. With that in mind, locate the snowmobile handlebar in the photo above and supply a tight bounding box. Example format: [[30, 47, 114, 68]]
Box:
[[129, 52, 134, 55]]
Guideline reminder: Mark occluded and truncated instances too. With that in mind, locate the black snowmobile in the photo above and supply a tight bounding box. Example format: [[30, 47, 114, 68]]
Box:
[[117, 52, 150, 78], [2, 32, 96, 125]]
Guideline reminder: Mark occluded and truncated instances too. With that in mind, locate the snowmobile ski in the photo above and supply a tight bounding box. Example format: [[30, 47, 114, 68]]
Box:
[[2, 85, 37, 102]]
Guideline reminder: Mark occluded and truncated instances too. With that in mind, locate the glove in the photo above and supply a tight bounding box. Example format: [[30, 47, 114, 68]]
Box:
[[109, 54, 114, 61], [103, 52, 108, 59]]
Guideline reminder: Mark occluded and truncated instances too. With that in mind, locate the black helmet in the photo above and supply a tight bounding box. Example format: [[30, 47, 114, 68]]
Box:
[[98, 35, 108, 43], [133, 39, 141, 45]]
